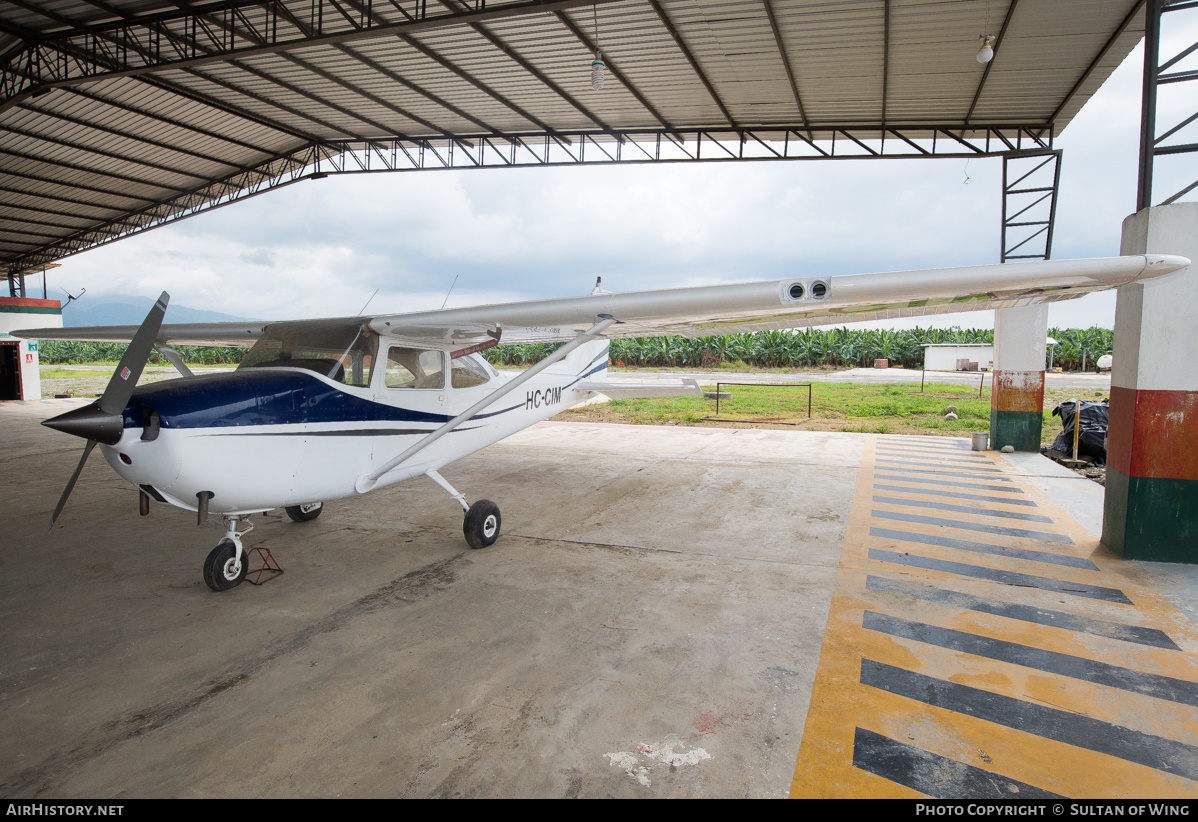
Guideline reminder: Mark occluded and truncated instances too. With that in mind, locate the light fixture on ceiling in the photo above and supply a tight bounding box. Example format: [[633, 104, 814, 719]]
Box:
[[590, 6, 605, 90], [591, 51, 606, 90], [976, 34, 995, 64]]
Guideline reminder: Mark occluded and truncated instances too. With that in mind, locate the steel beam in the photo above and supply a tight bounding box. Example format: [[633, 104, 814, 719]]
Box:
[[965, 0, 1021, 125], [5, 125, 1056, 276], [1046, 0, 1145, 128], [1, 0, 629, 111], [1001, 150, 1061, 262], [1138, 0, 1163, 211], [646, 0, 736, 128], [1136, 0, 1198, 208], [760, 0, 808, 136], [435, 0, 611, 133], [553, 9, 674, 132]]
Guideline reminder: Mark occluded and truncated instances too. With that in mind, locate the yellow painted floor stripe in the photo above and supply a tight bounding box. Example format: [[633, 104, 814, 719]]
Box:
[[790, 435, 1198, 798]]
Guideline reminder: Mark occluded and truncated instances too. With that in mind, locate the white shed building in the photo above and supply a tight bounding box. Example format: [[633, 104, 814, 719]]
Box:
[[0, 298, 62, 400], [921, 343, 994, 372]]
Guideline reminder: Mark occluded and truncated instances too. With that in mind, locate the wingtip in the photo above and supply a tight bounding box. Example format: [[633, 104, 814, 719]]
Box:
[[1141, 254, 1191, 278]]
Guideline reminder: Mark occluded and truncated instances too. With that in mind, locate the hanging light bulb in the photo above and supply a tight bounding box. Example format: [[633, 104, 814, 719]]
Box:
[[591, 50, 606, 90], [589, 6, 605, 91], [976, 34, 995, 64]]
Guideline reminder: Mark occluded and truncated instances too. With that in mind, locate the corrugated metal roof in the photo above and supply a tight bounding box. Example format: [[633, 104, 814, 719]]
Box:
[[1, 0, 1147, 274]]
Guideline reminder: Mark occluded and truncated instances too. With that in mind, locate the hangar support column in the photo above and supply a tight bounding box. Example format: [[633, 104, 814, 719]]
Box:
[[989, 304, 1049, 452], [1102, 203, 1198, 562]]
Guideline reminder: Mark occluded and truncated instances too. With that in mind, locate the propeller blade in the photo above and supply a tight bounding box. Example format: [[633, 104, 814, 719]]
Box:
[[49, 439, 97, 530], [98, 291, 169, 416]]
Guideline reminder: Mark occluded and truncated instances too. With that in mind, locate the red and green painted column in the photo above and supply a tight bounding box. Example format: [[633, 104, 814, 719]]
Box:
[[1102, 203, 1198, 562], [990, 304, 1049, 452]]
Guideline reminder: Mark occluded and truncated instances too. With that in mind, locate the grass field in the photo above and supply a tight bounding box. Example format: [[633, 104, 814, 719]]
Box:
[[559, 381, 1106, 446]]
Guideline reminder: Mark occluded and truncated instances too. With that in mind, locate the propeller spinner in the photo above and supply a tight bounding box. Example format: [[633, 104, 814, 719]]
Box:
[[44, 292, 169, 529]]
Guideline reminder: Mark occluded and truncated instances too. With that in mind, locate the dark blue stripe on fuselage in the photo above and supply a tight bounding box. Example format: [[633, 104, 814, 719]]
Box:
[[123, 370, 454, 430], [122, 362, 608, 431]]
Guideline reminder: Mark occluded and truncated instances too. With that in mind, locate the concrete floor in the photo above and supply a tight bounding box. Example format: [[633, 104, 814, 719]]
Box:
[[2, 398, 1196, 798], [0, 400, 857, 798]]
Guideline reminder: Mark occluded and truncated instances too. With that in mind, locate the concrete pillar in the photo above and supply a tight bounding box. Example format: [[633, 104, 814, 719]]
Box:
[[1103, 203, 1198, 562], [990, 303, 1049, 452]]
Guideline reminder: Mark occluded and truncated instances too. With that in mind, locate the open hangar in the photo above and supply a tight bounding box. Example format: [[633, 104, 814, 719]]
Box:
[[3, 0, 1198, 799]]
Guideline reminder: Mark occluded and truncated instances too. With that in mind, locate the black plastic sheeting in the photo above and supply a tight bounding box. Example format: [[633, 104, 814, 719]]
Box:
[[1049, 399, 1109, 464]]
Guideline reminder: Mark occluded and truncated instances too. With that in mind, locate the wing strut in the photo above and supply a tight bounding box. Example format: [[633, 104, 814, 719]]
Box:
[[356, 316, 617, 493], [155, 345, 194, 377]]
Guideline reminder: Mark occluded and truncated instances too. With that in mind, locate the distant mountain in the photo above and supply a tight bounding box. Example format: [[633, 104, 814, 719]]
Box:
[[54, 293, 256, 327]]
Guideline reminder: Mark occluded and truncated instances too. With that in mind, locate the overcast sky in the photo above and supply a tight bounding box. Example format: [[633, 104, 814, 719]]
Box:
[[51, 12, 1198, 331]]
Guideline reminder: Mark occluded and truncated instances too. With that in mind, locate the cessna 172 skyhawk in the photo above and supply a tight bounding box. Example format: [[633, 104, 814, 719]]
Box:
[[18, 254, 1188, 592]]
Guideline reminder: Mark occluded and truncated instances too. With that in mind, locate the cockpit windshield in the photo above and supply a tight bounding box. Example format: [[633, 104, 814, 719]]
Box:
[[238, 320, 379, 386]]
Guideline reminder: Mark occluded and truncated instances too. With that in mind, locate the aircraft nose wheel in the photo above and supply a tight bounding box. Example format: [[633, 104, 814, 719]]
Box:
[[463, 500, 501, 550], [204, 539, 248, 591]]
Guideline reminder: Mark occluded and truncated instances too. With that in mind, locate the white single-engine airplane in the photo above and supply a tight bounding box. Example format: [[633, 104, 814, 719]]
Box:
[[18, 255, 1188, 591]]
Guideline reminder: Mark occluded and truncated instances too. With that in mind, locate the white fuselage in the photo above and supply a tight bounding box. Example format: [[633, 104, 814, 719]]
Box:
[[101, 341, 609, 516]]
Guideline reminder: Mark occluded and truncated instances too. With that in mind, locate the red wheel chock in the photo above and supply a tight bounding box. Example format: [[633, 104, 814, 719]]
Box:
[[244, 546, 283, 585]]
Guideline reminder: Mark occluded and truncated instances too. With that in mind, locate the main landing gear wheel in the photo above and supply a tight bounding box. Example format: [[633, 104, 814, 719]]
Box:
[[285, 502, 323, 522], [204, 539, 248, 592], [463, 500, 501, 550]]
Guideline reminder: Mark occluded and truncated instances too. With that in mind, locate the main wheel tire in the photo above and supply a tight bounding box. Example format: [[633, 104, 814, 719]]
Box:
[[463, 500, 501, 550], [203, 539, 248, 592], [285, 502, 323, 522]]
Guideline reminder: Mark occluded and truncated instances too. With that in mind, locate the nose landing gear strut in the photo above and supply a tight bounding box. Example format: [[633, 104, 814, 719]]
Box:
[[203, 516, 254, 592]]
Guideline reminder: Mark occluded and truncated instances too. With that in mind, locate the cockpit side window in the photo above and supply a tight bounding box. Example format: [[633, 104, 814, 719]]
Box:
[[450, 354, 492, 388], [386, 347, 444, 389], [238, 321, 378, 387]]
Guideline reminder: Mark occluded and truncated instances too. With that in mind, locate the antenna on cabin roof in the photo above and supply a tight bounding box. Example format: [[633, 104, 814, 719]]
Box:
[[358, 288, 379, 316], [441, 275, 459, 310]]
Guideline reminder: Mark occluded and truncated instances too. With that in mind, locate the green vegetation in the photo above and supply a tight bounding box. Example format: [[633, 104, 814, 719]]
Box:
[[39, 367, 113, 378], [560, 382, 994, 435], [38, 340, 245, 366], [561, 380, 1105, 443], [485, 326, 1114, 371], [40, 327, 1114, 372]]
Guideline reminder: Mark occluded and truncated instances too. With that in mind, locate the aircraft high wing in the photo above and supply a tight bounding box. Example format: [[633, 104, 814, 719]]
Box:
[[28, 255, 1186, 349], [15, 254, 1188, 593]]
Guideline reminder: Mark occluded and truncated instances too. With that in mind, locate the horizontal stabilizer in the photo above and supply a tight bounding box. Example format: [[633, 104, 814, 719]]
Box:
[[574, 378, 702, 400]]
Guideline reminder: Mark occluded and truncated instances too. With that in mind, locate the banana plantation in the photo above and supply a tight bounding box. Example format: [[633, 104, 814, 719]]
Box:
[[483, 326, 1114, 372], [38, 340, 245, 366], [37, 326, 1114, 372]]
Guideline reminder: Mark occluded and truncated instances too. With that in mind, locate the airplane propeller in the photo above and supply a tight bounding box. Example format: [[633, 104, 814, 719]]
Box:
[[44, 292, 169, 529]]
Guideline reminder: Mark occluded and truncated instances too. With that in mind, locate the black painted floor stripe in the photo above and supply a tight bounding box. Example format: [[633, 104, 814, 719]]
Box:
[[874, 474, 1024, 494], [868, 549, 1133, 604], [878, 466, 1014, 481], [876, 447, 990, 462], [873, 495, 1054, 523], [872, 510, 1073, 544], [851, 727, 1064, 799], [874, 483, 1039, 507], [876, 448, 987, 460], [880, 438, 970, 450], [869, 527, 1097, 570], [864, 611, 1198, 707], [865, 576, 1180, 650], [860, 660, 1198, 781], [877, 458, 1004, 473]]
